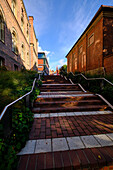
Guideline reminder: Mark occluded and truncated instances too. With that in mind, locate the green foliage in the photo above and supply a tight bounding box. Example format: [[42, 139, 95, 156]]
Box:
[[59, 65, 67, 75], [0, 66, 7, 71], [38, 80, 42, 87], [0, 70, 40, 170], [0, 107, 34, 170], [0, 70, 38, 113]]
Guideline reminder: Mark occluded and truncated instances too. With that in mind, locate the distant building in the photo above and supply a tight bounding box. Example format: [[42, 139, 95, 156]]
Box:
[[38, 52, 49, 75], [0, 0, 38, 71], [49, 69, 54, 75], [66, 5, 113, 75]]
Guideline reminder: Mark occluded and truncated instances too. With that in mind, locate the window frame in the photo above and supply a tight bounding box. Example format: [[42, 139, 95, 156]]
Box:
[[14, 64, 18, 71], [12, 30, 18, 55], [88, 33, 94, 47], [0, 14, 5, 43], [12, 0, 16, 15], [79, 45, 83, 54], [21, 43, 25, 61], [0, 56, 5, 67]]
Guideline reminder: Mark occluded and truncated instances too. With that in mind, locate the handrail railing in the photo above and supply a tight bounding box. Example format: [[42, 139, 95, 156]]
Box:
[[0, 78, 37, 120], [71, 72, 113, 86], [0, 72, 44, 137]]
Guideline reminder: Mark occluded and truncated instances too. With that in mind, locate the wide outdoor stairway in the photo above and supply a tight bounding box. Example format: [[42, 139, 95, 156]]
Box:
[[17, 75, 113, 170]]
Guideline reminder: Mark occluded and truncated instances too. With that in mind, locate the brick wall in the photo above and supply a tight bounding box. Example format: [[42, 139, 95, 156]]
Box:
[[86, 17, 103, 71], [0, 0, 38, 71], [104, 55, 113, 74], [103, 16, 113, 74]]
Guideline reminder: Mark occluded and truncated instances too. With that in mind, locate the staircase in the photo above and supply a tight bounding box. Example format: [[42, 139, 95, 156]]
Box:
[[17, 75, 113, 170]]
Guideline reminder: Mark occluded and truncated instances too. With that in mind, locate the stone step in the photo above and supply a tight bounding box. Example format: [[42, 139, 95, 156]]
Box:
[[34, 99, 104, 107], [32, 105, 109, 113]]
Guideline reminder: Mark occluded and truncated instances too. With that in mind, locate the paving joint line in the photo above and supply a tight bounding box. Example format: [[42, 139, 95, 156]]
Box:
[[17, 133, 113, 155]]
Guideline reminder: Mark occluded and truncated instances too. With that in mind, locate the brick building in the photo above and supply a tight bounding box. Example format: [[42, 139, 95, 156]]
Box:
[[38, 52, 49, 75], [66, 5, 113, 75], [0, 0, 38, 71]]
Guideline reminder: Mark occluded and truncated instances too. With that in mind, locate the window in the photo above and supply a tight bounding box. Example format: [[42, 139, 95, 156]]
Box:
[[74, 54, 77, 70], [12, 30, 18, 54], [0, 56, 5, 66], [14, 64, 18, 71], [21, 8, 24, 32], [88, 33, 94, 46], [79, 46, 83, 54], [12, 0, 16, 15], [27, 52, 29, 65], [21, 17, 24, 32], [69, 56, 72, 72], [81, 54, 86, 70], [38, 66, 43, 68], [0, 13, 5, 43], [21, 44, 25, 61], [27, 23, 29, 35]]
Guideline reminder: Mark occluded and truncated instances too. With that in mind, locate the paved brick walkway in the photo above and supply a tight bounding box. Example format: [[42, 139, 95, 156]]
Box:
[[29, 113, 113, 140], [17, 75, 113, 170]]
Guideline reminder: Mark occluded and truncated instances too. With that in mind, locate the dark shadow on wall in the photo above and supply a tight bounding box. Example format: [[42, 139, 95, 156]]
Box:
[[30, 62, 38, 72]]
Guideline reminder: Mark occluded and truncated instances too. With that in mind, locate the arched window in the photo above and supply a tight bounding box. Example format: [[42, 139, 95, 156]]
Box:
[[21, 44, 25, 61], [12, 30, 18, 54], [0, 12, 5, 43], [12, 0, 16, 15]]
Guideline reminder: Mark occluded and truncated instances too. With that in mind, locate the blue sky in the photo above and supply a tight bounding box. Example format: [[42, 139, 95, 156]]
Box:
[[23, 0, 113, 71]]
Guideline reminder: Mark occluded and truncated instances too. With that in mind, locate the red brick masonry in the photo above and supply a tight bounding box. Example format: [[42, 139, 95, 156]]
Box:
[[29, 115, 113, 140]]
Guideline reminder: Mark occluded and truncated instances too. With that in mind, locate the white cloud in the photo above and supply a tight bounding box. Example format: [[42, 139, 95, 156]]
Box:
[[38, 42, 50, 56], [58, 59, 67, 68]]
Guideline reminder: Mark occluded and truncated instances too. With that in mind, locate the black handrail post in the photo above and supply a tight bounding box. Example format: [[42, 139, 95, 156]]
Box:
[[26, 95, 30, 108], [2, 106, 12, 138], [100, 79, 104, 90]]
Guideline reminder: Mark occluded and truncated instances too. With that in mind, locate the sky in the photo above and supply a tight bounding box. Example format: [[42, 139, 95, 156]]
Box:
[[23, 0, 113, 71]]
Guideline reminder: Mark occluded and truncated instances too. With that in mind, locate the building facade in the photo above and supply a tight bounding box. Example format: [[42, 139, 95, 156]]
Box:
[[38, 52, 49, 75], [66, 5, 113, 75], [0, 0, 38, 71]]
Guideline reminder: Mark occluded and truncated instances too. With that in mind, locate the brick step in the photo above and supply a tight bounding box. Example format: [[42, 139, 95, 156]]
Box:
[[34, 100, 104, 107], [40, 85, 79, 88], [42, 81, 70, 84], [35, 95, 99, 102], [17, 147, 113, 170], [40, 91, 91, 94], [40, 88, 82, 92], [32, 105, 109, 113], [40, 86, 80, 89]]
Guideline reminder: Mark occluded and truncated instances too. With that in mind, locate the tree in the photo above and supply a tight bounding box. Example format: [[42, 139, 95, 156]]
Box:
[[59, 64, 67, 75]]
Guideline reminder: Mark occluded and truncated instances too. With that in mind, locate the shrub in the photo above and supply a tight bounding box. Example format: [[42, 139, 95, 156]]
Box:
[[0, 70, 40, 170], [0, 70, 38, 113]]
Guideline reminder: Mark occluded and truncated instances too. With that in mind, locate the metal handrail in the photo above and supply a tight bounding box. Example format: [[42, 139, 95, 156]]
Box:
[[71, 72, 113, 86], [0, 78, 37, 120]]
